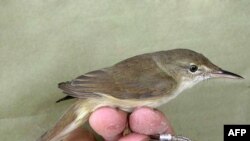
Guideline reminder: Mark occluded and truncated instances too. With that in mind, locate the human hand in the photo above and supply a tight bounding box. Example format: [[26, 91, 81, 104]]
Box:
[[65, 107, 174, 141]]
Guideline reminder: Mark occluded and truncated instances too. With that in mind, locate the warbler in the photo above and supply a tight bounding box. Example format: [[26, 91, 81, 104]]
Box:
[[37, 48, 243, 141]]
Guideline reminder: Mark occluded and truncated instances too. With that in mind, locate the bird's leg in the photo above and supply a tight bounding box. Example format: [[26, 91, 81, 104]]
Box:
[[150, 134, 191, 141], [122, 112, 132, 136]]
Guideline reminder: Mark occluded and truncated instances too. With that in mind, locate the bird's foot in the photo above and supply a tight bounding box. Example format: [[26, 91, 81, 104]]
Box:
[[150, 134, 191, 141]]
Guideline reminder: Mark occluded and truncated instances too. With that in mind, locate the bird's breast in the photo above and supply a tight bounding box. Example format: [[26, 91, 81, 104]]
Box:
[[90, 80, 195, 112]]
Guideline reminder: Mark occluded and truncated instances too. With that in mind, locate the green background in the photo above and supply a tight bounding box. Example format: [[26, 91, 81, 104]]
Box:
[[0, 1, 249, 141]]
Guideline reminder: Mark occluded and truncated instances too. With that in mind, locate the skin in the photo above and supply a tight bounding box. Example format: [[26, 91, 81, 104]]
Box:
[[65, 107, 174, 141]]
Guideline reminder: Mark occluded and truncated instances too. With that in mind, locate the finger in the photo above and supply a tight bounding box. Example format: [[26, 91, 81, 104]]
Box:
[[64, 127, 96, 141], [89, 107, 127, 141], [129, 107, 174, 135], [118, 133, 149, 141]]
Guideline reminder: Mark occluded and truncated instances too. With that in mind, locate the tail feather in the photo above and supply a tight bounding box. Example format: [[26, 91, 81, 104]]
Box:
[[37, 99, 98, 141], [56, 96, 75, 103]]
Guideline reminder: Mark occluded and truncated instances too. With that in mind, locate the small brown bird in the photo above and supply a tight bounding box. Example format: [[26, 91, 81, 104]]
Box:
[[37, 49, 243, 141]]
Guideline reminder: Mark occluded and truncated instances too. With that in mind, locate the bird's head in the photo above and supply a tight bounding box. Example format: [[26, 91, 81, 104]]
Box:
[[157, 49, 243, 87]]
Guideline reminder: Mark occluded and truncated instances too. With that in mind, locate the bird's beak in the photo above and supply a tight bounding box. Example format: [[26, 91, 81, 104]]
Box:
[[210, 69, 244, 79]]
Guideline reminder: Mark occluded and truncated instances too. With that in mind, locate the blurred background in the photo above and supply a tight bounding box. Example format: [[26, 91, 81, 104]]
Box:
[[0, 0, 249, 141]]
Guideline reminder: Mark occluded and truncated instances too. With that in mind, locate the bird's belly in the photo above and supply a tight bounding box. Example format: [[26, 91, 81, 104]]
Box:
[[95, 92, 179, 112]]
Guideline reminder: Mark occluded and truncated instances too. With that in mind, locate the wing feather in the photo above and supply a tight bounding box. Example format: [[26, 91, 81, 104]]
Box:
[[58, 54, 177, 100]]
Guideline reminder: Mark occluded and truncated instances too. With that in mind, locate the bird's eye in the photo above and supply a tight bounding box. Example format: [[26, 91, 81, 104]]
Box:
[[189, 65, 198, 73]]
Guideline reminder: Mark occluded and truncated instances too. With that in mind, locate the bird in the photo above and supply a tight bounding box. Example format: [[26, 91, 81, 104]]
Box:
[[37, 48, 243, 141]]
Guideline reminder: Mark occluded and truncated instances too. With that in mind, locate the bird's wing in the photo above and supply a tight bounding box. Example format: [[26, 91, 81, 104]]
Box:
[[58, 54, 177, 100]]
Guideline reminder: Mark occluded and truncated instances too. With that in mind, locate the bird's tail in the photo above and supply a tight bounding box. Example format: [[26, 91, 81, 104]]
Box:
[[37, 98, 99, 141]]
